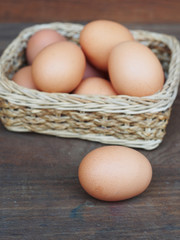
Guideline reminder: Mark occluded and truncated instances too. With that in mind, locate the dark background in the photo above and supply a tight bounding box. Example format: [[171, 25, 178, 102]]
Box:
[[0, 0, 180, 23]]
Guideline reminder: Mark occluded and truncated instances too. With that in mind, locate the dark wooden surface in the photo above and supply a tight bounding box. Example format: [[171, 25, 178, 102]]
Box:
[[0, 23, 180, 240], [0, 0, 180, 23]]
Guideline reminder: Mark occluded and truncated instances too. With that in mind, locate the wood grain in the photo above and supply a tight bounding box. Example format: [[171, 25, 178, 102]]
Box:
[[0, 0, 180, 23], [0, 23, 180, 240]]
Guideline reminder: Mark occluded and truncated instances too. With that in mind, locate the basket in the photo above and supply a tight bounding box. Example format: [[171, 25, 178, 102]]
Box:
[[0, 22, 180, 150]]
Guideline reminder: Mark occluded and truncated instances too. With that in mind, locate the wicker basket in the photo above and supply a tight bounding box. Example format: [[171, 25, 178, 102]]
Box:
[[0, 22, 180, 150]]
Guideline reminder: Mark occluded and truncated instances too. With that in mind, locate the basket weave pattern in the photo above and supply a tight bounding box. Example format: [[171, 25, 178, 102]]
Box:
[[0, 22, 180, 150]]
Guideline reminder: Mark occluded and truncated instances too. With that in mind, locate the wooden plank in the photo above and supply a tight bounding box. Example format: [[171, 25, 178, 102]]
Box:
[[0, 23, 180, 240], [0, 0, 180, 23]]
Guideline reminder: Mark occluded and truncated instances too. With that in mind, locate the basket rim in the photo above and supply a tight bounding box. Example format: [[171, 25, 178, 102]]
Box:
[[0, 22, 180, 114]]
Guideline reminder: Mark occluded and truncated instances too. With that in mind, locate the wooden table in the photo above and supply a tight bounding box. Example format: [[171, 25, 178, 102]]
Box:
[[0, 23, 180, 240]]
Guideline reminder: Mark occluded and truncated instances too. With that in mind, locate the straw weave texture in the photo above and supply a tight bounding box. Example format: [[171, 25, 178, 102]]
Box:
[[0, 22, 180, 149]]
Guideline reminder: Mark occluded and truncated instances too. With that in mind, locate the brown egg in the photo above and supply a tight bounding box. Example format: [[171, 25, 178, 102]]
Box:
[[12, 66, 37, 89], [26, 29, 66, 64], [32, 41, 86, 93], [108, 41, 165, 97], [78, 146, 152, 201], [73, 77, 117, 96], [83, 60, 107, 80], [80, 20, 134, 71]]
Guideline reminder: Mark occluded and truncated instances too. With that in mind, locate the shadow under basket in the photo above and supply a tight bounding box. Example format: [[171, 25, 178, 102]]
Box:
[[0, 22, 180, 150]]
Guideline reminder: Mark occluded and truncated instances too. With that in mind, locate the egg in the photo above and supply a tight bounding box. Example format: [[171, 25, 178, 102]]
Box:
[[12, 66, 37, 89], [83, 60, 108, 80], [108, 41, 165, 97], [73, 77, 117, 96], [32, 41, 86, 93], [80, 20, 134, 71], [26, 29, 67, 64], [78, 146, 152, 201]]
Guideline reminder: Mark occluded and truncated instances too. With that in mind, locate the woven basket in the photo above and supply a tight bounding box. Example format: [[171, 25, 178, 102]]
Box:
[[0, 22, 180, 150]]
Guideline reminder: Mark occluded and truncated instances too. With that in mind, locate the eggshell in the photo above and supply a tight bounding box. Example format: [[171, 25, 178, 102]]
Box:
[[83, 60, 108, 80], [80, 20, 134, 71], [108, 41, 165, 97], [12, 66, 37, 89], [78, 146, 152, 201], [26, 29, 67, 64], [32, 41, 86, 93], [73, 77, 117, 96]]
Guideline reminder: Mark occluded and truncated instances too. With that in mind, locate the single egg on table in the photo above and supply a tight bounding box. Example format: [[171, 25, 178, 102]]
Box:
[[78, 146, 152, 201], [108, 41, 165, 97], [80, 20, 134, 71], [26, 29, 67, 64], [73, 77, 117, 96], [12, 66, 37, 89], [32, 41, 86, 93]]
